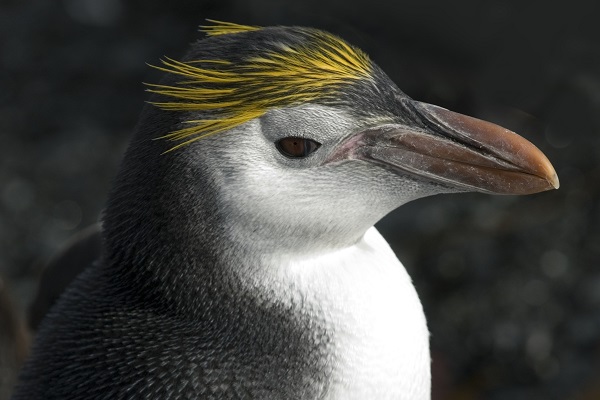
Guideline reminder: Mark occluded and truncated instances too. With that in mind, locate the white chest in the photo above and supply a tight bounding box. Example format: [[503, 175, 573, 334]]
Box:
[[275, 228, 431, 400]]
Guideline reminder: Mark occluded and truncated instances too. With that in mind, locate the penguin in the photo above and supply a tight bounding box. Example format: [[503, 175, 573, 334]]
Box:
[[12, 21, 558, 400]]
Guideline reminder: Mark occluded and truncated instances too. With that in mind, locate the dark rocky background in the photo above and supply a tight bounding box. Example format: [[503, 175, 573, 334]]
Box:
[[1, 0, 599, 399]]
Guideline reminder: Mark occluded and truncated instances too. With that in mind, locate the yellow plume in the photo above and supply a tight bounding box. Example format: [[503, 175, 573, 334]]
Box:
[[199, 19, 260, 36], [147, 22, 373, 152]]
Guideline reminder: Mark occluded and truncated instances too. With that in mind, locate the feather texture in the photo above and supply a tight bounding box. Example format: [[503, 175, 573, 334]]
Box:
[[146, 22, 373, 151]]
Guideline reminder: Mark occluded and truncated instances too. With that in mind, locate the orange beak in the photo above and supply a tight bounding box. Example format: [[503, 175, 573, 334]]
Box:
[[329, 101, 559, 195]]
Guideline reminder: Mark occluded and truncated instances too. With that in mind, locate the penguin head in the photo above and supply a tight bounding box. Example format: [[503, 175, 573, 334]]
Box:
[[105, 22, 559, 257]]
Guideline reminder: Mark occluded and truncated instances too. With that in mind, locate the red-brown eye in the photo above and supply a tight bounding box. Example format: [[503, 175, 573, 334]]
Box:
[[276, 137, 321, 158]]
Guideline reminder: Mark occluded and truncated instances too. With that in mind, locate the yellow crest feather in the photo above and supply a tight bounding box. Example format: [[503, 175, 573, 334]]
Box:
[[147, 23, 373, 152], [199, 19, 261, 36]]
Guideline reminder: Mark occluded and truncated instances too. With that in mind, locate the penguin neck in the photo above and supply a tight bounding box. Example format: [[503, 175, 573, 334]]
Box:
[[104, 215, 431, 397]]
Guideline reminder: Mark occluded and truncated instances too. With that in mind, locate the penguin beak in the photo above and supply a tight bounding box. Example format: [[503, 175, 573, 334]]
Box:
[[329, 101, 559, 195]]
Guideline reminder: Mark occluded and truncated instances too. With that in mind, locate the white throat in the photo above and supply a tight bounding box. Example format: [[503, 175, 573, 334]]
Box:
[[262, 227, 431, 400]]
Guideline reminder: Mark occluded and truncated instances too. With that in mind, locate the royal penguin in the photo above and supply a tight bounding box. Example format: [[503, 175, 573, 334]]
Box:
[[12, 21, 559, 400]]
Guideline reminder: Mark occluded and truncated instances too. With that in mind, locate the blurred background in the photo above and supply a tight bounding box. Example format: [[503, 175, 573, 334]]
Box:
[[1, 0, 599, 398]]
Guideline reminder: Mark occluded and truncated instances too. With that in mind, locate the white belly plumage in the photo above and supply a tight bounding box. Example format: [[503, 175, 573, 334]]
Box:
[[275, 227, 431, 400]]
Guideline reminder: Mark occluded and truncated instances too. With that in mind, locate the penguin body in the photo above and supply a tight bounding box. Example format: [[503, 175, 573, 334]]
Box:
[[13, 22, 557, 399], [16, 227, 428, 399]]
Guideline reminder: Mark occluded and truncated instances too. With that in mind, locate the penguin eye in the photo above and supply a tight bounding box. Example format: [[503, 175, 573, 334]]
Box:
[[276, 137, 321, 158]]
